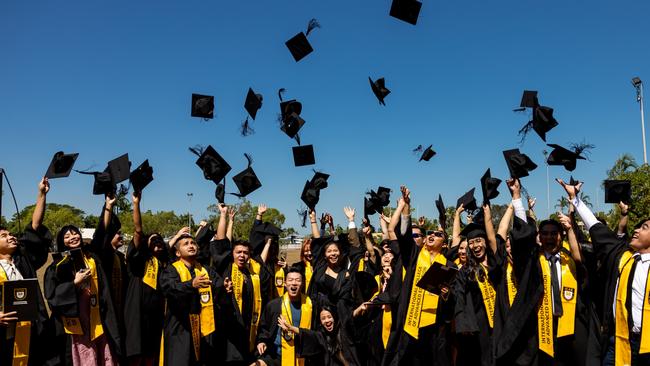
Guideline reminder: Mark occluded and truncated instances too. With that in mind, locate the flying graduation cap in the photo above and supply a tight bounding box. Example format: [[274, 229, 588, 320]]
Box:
[[413, 144, 436, 161], [129, 160, 154, 193], [369, 77, 391, 106], [435, 194, 447, 231], [231, 154, 262, 198], [292, 145, 315, 167], [364, 187, 391, 217], [191, 93, 214, 120], [77, 153, 131, 195], [604, 180, 632, 204], [301, 171, 330, 210], [189, 145, 232, 184], [456, 188, 478, 212], [546, 142, 593, 172], [285, 19, 321, 62], [45, 151, 79, 179], [278, 89, 306, 144], [502, 148, 538, 178], [480, 168, 502, 204], [241, 88, 263, 136], [389, 0, 422, 25], [516, 90, 559, 142]]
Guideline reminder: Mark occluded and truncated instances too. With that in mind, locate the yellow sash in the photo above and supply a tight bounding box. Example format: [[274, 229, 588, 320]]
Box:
[[142, 256, 159, 290], [506, 261, 518, 307], [231, 260, 262, 351], [454, 257, 463, 269], [61, 255, 104, 341], [372, 275, 392, 349], [281, 294, 312, 366], [358, 259, 365, 272], [303, 262, 312, 293], [404, 248, 445, 339], [615, 251, 650, 366], [0, 265, 31, 366], [476, 264, 496, 328], [537, 252, 577, 357], [275, 265, 285, 298], [172, 261, 215, 361]]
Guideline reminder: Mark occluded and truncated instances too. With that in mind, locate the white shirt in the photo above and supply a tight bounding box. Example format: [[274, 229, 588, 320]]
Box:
[[0, 259, 24, 281], [613, 253, 650, 333]]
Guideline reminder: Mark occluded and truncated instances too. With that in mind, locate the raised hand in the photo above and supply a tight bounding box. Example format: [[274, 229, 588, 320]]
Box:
[[218, 203, 228, 215], [38, 177, 50, 195], [506, 178, 521, 199], [309, 209, 317, 223], [400, 186, 411, 204], [343, 207, 355, 222], [556, 178, 583, 200], [418, 216, 426, 227], [380, 213, 390, 223], [557, 211, 572, 230], [105, 193, 117, 209], [228, 207, 236, 220], [619, 201, 629, 216], [455, 204, 465, 216], [132, 191, 141, 205], [257, 204, 267, 216]]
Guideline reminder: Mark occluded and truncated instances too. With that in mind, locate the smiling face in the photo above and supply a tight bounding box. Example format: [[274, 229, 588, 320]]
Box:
[[631, 220, 650, 253], [468, 236, 486, 262], [458, 240, 468, 264], [325, 243, 340, 267], [285, 271, 303, 300], [505, 236, 512, 262], [175, 236, 198, 260], [63, 229, 82, 249], [412, 227, 424, 247], [0, 229, 18, 255], [302, 241, 313, 262], [233, 243, 250, 268], [539, 222, 562, 254], [320, 309, 335, 332]]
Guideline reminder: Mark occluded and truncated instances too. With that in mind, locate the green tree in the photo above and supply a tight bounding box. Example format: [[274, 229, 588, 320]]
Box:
[[207, 199, 289, 241], [6, 203, 85, 235], [604, 157, 650, 233], [606, 153, 638, 179]]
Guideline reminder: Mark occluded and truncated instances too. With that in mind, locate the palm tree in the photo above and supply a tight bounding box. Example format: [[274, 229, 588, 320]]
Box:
[[607, 154, 638, 179]]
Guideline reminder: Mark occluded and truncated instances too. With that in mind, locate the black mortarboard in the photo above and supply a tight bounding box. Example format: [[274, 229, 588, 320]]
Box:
[[189, 145, 232, 184], [459, 222, 488, 240], [215, 181, 225, 204], [436, 194, 447, 231], [369, 77, 391, 106], [292, 145, 315, 167], [231, 154, 262, 197], [191, 93, 214, 119], [279, 99, 303, 120], [129, 159, 153, 193], [301, 171, 330, 209], [244, 88, 263, 120], [416, 261, 458, 295], [354, 271, 379, 302], [604, 180, 632, 204], [414, 144, 436, 161], [91, 171, 115, 196], [107, 154, 131, 184], [364, 187, 391, 217], [376, 186, 391, 206], [503, 149, 538, 178], [456, 188, 478, 212], [480, 168, 501, 204], [520, 90, 539, 108], [45, 151, 79, 179], [546, 144, 586, 172], [389, 0, 422, 25], [309, 171, 330, 190], [285, 19, 320, 62], [281, 114, 306, 140]]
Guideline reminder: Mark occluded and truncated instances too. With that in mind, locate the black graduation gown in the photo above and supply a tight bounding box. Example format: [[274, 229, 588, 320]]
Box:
[[44, 250, 122, 365], [123, 241, 166, 359], [492, 216, 600, 366], [381, 225, 455, 366], [159, 261, 224, 366], [0, 224, 56, 366], [209, 238, 271, 364]]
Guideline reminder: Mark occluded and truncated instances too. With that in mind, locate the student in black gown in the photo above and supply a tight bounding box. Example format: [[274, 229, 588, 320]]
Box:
[[291, 237, 314, 295], [159, 232, 224, 366], [0, 177, 56, 366], [123, 190, 168, 366]]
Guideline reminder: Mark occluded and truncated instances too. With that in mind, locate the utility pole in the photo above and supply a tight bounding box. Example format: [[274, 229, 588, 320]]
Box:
[[632, 77, 647, 164], [187, 193, 193, 228]]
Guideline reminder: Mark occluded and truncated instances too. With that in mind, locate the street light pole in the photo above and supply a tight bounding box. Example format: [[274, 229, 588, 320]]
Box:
[[632, 77, 647, 164], [543, 150, 550, 217], [187, 193, 193, 228]]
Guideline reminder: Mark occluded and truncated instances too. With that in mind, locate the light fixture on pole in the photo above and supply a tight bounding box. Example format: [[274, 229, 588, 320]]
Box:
[[187, 193, 193, 228], [632, 77, 647, 164]]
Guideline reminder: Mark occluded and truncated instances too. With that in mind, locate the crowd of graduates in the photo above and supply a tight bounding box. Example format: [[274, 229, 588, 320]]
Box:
[[1, 173, 650, 366]]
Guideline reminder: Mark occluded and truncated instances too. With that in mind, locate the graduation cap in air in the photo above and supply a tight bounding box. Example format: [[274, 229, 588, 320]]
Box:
[[456, 188, 478, 212], [292, 145, 315, 167], [354, 271, 379, 302], [129, 160, 153, 193], [278, 89, 306, 144], [435, 194, 447, 231], [231, 154, 262, 197], [107, 154, 131, 184], [389, 0, 422, 25], [215, 181, 226, 204], [285, 19, 321, 62], [191, 93, 214, 119], [241, 88, 263, 137], [604, 180, 631, 204], [77, 153, 131, 195], [413, 144, 436, 161], [301, 171, 330, 209], [189, 145, 232, 184], [546, 143, 593, 172], [45, 151, 79, 179], [480, 169, 501, 204], [518, 90, 539, 109], [364, 187, 391, 217], [416, 262, 458, 295], [516, 91, 558, 142], [369, 77, 391, 106], [503, 149, 538, 178]]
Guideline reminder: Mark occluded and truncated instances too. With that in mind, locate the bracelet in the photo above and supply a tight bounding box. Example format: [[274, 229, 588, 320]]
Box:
[[104, 207, 112, 212], [310, 221, 317, 224], [621, 212, 628, 217]]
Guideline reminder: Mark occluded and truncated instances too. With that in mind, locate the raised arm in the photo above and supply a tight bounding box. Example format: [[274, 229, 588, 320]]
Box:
[[168, 226, 190, 248], [215, 203, 228, 240], [617, 201, 629, 237], [527, 196, 537, 221], [558, 211, 582, 264], [103, 194, 116, 230], [399, 186, 411, 236], [451, 204, 464, 247], [226, 207, 236, 242], [387, 197, 406, 241], [362, 223, 377, 264], [31, 177, 49, 231], [309, 210, 320, 239], [343, 207, 360, 248], [483, 204, 497, 255], [497, 203, 514, 240], [132, 191, 143, 249]]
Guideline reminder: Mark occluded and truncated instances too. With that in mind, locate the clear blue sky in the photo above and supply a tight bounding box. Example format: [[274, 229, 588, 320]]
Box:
[[1, 0, 649, 233]]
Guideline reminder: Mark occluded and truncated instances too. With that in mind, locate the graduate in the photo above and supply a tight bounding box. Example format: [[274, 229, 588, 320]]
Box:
[[251, 204, 286, 301], [253, 266, 315, 366], [290, 238, 314, 294], [123, 189, 168, 366], [159, 231, 224, 366], [0, 178, 55, 366]]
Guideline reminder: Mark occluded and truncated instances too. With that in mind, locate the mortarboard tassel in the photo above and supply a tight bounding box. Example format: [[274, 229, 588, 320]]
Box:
[[306, 19, 321, 36], [298, 207, 308, 228], [240, 117, 255, 137]]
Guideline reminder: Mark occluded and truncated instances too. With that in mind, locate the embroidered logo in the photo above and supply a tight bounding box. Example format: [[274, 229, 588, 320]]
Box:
[[276, 277, 284, 287], [90, 294, 97, 307], [201, 292, 210, 304], [563, 287, 575, 301], [14, 288, 26, 301]]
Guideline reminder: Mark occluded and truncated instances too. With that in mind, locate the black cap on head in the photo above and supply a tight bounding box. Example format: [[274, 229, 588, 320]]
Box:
[[354, 271, 379, 303], [244, 88, 263, 120], [503, 149, 538, 178], [285, 19, 320, 62], [480, 168, 501, 204], [129, 159, 154, 193], [231, 154, 262, 198], [520, 90, 539, 108], [459, 222, 487, 240], [436, 194, 446, 231], [190, 145, 232, 184], [191, 93, 214, 119], [45, 151, 79, 179], [107, 154, 131, 184], [389, 0, 422, 25], [369, 77, 391, 106], [546, 144, 586, 172], [293, 145, 316, 167], [604, 180, 632, 204], [457, 188, 478, 212]]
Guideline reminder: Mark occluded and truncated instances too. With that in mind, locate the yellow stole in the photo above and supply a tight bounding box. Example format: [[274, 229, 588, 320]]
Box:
[[404, 248, 446, 339], [275, 265, 285, 298], [142, 256, 159, 290], [281, 294, 312, 366], [476, 264, 496, 328], [303, 262, 312, 293], [373, 275, 392, 349], [615, 251, 650, 366], [506, 261, 518, 306], [537, 252, 577, 357], [357, 259, 365, 272], [231, 260, 262, 351], [0, 265, 31, 366], [60, 255, 104, 341], [172, 261, 215, 361]]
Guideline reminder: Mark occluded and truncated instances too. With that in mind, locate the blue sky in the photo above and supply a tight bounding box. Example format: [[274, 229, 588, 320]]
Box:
[[1, 0, 649, 233]]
